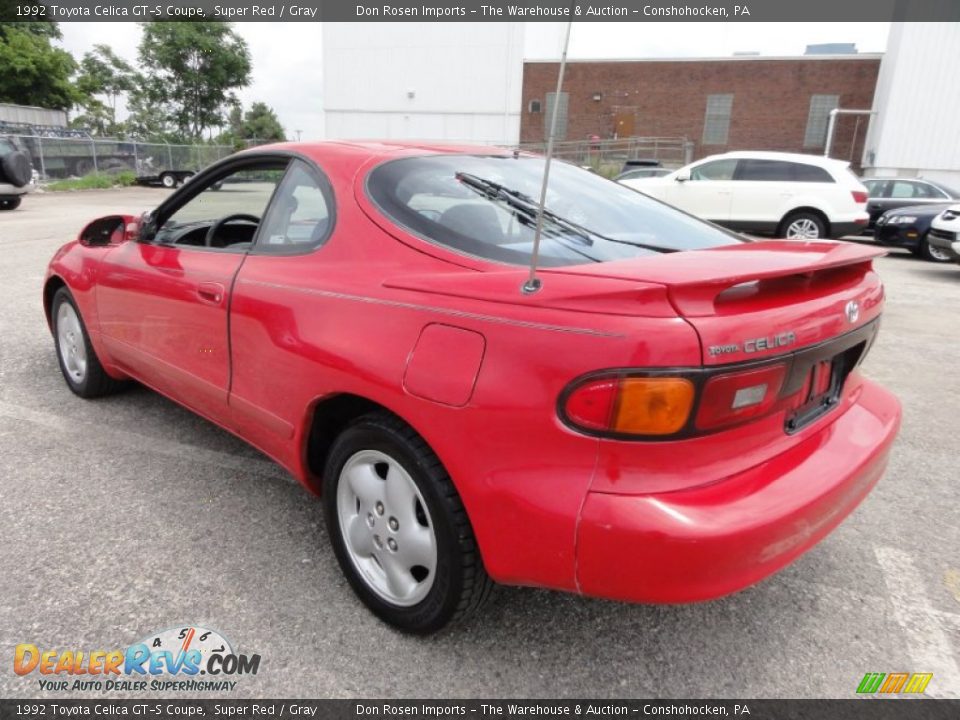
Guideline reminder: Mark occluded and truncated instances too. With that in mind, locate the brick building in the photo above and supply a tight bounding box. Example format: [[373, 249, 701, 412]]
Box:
[[521, 55, 881, 167]]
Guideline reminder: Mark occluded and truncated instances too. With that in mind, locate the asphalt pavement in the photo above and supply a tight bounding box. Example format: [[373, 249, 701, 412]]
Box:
[[0, 188, 958, 699]]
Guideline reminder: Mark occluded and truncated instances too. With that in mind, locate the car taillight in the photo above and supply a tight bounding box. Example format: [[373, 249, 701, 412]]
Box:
[[562, 364, 786, 438], [563, 375, 695, 436], [852, 190, 868, 204], [695, 364, 786, 431]]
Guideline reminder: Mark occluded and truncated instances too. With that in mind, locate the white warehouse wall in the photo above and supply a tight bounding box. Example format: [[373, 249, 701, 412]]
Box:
[[321, 23, 525, 145], [863, 22, 960, 186]]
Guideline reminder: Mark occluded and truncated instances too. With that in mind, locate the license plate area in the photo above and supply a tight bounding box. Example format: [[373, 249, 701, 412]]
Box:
[[784, 341, 868, 433]]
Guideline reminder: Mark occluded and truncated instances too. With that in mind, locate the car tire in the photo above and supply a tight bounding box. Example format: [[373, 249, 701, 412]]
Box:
[[323, 412, 493, 634], [919, 233, 952, 263], [52, 288, 126, 398], [779, 211, 828, 240], [160, 173, 177, 188], [0, 197, 21, 210]]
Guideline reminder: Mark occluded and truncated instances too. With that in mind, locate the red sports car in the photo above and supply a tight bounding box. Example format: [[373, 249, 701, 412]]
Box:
[[44, 142, 901, 633]]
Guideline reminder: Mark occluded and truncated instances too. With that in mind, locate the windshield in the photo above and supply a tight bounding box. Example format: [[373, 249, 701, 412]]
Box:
[[367, 155, 743, 267]]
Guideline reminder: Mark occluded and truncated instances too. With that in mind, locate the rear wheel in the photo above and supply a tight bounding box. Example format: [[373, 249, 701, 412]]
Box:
[[52, 288, 125, 398], [323, 412, 493, 633], [920, 232, 952, 263], [780, 211, 828, 240], [0, 197, 21, 210], [160, 173, 177, 188]]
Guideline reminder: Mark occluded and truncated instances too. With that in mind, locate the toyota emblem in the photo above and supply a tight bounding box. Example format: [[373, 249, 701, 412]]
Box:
[[845, 300, 860, 323]]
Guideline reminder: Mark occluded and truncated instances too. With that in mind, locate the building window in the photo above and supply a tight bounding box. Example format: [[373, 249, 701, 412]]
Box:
[[702, 94, 733, 145], [804, 94, 840, 148], [545, 92, 569, 141], [528, 99, 541, 113]]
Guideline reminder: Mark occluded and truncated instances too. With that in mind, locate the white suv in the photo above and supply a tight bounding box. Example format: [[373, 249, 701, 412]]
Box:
[[619, 151, 869, 239]]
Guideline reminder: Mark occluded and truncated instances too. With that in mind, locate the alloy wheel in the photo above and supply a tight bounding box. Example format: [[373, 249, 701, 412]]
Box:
[[336, 449, 438, 606], [56, 302, 88, 384], [786, 218, 822, 239]]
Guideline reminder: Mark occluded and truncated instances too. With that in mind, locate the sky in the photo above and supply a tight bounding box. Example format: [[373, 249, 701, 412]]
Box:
[[57, 22, 891, 140]]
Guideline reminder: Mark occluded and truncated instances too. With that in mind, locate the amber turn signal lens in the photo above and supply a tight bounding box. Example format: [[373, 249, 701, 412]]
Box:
[[612, 377, 695, 435]]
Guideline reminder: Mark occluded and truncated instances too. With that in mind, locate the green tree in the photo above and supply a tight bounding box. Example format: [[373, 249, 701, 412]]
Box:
[[138, 22, 251, 141], [74, 43, 139, 134], [0, 22, 78, 110], [242, 102, 285, 142]]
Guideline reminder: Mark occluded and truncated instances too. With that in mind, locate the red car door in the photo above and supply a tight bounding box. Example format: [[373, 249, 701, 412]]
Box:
[[96, 160, 288, 426]]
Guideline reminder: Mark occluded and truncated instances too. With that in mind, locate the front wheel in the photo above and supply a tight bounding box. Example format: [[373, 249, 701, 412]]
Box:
[[160, 173, 177, 188], [780, 211, 827, 239], [52, 288, 126, 398], [323, 413, 493, 633], [0, 197, 21, 210], [920, 233, 952, 263]]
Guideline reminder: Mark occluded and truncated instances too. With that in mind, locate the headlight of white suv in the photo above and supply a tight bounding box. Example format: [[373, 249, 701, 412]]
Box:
[[887, 215, 917, 224]]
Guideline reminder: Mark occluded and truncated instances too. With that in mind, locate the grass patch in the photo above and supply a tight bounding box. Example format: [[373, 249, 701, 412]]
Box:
[[45, 171, 137, 192]]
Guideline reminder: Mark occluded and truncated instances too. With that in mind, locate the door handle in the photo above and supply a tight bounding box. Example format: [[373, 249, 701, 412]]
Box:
[[197, 282, 225, 305]]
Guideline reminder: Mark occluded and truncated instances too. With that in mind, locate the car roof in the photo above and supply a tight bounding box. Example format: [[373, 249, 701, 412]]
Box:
[[246, 139, 515, 164], [702, 150, 850, 168]]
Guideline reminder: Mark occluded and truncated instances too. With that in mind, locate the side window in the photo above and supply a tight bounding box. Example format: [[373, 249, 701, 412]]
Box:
[[691, 159, 737, 182], [916, 183, 946, 199], [736, 159, 794, 182], [255, 159, 334, 253], [154, 163, 287, 249], [791, 163, 834, 182], [890, 181, 920, 199], [863, 180, 885, 197]]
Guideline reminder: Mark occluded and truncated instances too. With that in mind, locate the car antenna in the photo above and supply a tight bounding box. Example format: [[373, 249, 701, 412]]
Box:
[[522, 19, 573, 295]]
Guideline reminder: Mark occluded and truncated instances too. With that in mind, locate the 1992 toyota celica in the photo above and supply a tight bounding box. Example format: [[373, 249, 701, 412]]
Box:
[[45, 142, 901, 633]]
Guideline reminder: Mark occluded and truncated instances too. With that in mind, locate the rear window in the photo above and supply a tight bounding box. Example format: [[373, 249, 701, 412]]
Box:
[[367, 155, 742, 267]]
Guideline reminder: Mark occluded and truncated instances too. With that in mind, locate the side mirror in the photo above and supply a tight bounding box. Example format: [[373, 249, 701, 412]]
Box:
[[79, 215, 135, 246], [675, 169, 691, 183]]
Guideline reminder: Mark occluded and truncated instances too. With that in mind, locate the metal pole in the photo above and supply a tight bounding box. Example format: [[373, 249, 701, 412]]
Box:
[[91, 139, 98, 174], [36, 136, 46, 180], [824, 109, 838, 159], [523, 18, 573, 295]]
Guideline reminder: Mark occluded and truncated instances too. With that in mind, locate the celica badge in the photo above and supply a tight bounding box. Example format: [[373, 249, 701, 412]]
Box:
[[708, 330, 797, 357]]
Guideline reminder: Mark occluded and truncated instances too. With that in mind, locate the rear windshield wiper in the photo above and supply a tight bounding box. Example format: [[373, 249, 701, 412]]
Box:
[[455, 172, 678, 254]]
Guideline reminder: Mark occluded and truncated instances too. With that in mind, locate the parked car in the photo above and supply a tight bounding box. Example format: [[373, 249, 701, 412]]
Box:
[[620, 158, 661, 173], [0, 135, 34, 210], [862, 177, 960, 230], [44, 142, 900, 633], [874, 202, 955, 262], [927, 205, 960, 264], [615, 167, 671, 182], [620, 151, 869, 239]]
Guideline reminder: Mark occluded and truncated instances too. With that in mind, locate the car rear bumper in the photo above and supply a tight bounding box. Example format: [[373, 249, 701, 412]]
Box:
[[575, 378, 900, 603]]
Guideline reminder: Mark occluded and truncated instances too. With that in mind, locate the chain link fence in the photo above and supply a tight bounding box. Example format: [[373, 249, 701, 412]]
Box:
[[516, 137, 694, 176], [5, 134, 235, 180]]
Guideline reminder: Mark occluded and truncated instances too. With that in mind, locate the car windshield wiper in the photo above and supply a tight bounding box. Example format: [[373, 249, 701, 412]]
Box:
[[455, 172, 679, 255]]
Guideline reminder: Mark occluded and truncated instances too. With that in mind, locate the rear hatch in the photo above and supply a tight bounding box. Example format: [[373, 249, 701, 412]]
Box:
[[550, 240, 885, 362]]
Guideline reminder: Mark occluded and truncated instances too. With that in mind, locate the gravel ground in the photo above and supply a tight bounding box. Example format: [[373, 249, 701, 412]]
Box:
[[0, 188, 958, 699]]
